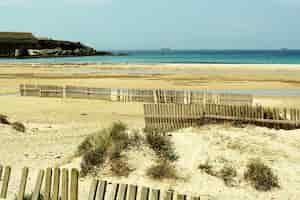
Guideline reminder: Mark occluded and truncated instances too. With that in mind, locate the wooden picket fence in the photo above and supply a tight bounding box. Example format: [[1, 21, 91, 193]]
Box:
[[144, 104, 300, 131], [0, 165, 206, 200], [0, 165, 78, 200], [20, 84, 253, 105]]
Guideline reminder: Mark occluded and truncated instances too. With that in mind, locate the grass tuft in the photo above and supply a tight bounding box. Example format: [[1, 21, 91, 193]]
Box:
[[147, 159, 178, 180], [219, 165, 237, 187], [78, 121, 143, 177], [145, 132, 179, 162], [244, 159, 279, 191]]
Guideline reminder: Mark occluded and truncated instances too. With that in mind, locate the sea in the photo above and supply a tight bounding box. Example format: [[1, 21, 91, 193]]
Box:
[[1, 50, 300, 64]]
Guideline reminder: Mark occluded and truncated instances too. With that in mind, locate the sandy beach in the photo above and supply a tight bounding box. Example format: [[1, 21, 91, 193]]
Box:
[[1, 63, 300, 200]]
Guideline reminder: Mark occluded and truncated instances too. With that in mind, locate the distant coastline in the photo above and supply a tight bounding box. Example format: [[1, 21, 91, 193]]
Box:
[[1, 49, 300, 64]]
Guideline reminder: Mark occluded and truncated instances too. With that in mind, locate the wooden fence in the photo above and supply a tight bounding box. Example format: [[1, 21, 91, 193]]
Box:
[[144, 104, 300, 131], [0, 165, 78, 200], [20, 84, 253, 105], [0, 165, 206, 200]]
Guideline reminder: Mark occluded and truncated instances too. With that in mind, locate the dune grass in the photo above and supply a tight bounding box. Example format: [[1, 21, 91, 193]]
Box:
[[244, 159, 279, 191], [78, 121, 142, 177]]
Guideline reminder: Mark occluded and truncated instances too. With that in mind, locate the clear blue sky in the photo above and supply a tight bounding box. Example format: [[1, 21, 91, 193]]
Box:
[[1, 0, 300, 50]]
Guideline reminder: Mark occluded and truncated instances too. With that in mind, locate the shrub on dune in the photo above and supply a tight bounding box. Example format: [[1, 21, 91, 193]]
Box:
[[147, 159, 178, 180], [145, 132, 179, 162], [78, 121, 141, 177], [244, 159, 279, 191], [219, 165, 237, 187], [0, 114, 10, 125], [11, 122, 26, 132]]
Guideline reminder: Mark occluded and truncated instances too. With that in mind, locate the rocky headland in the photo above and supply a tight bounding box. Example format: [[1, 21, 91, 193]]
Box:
[[0, 32, 115, 58]]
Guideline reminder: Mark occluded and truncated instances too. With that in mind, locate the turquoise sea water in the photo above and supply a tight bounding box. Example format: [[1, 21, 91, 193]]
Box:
[[1, 50, 300, 64]]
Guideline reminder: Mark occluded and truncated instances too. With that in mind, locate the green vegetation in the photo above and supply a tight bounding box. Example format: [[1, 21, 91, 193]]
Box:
[[244, 159, 279, 191], [146, 159, 178, 180], [145, 132, 179, 162], [219, 165, 237, 187], [78, 121, 142, 177], [145, 130, 179, 180]]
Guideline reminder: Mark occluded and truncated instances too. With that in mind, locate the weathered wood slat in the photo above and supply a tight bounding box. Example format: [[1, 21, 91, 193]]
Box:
[[70, 169, 79, 200], [52, 168, 61, 200], [140, 187, 150, 200], [150, 189, 160, 200], [44, 168, 52, 200], [116, 184, 127, 200], [95, 181, 107, 200], [88, 179, 99, 200], [32, 169, 45, 200], [176, 194, 186, 200], [0, 166, 11, 199], [109, 183, 119, 200], [127, 185, 137, 200], [0, 165, 3, 181], [61, 169, 69, 200], [17, 167, 29, 200], [163, 191, 173, 200]]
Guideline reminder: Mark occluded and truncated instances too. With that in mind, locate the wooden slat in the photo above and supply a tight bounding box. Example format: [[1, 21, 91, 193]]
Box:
[[88, 179, 99, 200], [44, 168, 52, 200], [0, 166, 11, 199], [163, 191, 173, 200], [52, 168, 61, 200], [61, 168, 69, 200], [17, 167, 29, 200], [176, 194, 186, 200], [109, 183, 119, 200], [127, 185, 137, 200], [70, 169, 79, 200], [0, 165, 3, 181], [95, 181, 107, 200], [117, 184, 127, 200], [150, 189, 160, 200], [140, 187, 150, 200], [32, 169, 45, 200]]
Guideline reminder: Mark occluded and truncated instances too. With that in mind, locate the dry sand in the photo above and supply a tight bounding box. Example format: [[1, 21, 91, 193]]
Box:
[[1, 63, 300, 200]]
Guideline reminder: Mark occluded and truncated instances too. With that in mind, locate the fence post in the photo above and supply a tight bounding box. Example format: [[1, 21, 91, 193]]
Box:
[[0, 165, 2, 181], [140, 187, 150, 200], [32, 169, 45, 200], [0, 166, 11, 199], [61, 169, 69, 200], [52, 168, 61, 200], [163, 191, 173, 200], [70, 169, 79, 200], [17, 167, 29, 200], [117, 184, 127, 200], [88, 179, 99, 200], [44, 168, 52, 200], [150, 189, 160, 200], [127, 185, 137, 200], [95, 181, 107, 200]]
